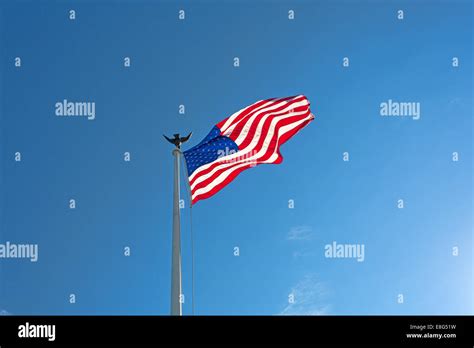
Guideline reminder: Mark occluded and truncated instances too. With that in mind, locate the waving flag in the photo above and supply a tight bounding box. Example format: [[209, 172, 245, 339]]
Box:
[[183, 95, 314, 204]]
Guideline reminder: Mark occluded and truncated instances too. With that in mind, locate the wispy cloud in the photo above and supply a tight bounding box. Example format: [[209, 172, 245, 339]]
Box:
[[292, 249, 315, 259], [287, 225, 313, 241], [280, 274, 330, 315], [0, 309, 10, 315]]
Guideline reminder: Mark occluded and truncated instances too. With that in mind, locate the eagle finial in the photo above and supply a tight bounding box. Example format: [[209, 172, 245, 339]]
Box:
[[163, 132, 192, 149]]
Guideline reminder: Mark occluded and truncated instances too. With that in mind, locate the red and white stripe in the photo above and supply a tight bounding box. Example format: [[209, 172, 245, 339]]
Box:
[[189, 95, 314, 204]]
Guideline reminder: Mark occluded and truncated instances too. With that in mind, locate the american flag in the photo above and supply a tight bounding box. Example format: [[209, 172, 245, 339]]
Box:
[[183, 95, 314, 204]]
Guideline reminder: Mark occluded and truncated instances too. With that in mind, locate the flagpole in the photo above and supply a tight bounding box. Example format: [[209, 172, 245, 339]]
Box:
[[170, 147, 182, 316], [164, 133, 191, 316]]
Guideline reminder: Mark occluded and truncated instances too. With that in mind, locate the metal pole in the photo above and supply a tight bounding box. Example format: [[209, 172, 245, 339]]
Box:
[[170, 148, 182, 316]]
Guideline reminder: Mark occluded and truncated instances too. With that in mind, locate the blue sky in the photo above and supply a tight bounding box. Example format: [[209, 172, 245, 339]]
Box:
[[0, 0, 472, 315]]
